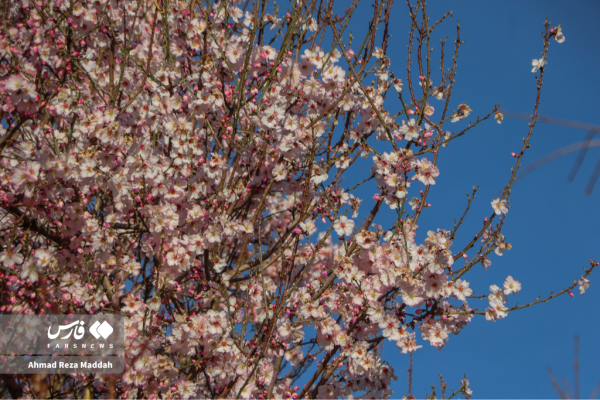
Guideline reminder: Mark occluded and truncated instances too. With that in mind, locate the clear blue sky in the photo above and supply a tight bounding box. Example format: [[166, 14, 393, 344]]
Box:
[[330, 1, 600, 398]]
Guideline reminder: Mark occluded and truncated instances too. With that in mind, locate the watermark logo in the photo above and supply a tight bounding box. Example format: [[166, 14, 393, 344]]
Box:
[[47, 321, 85, 340], [1, 314, 124, 360], [0, 315, 124, 374], [47, 320, 114, 340], [89, 321, 113, 340]]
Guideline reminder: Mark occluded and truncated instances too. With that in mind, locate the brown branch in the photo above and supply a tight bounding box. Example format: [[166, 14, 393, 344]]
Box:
[[3, 206, 67, 246], [0, 118, 30, 154]]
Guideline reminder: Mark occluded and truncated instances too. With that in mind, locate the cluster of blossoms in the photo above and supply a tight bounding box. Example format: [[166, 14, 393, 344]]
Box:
[[0, 0, 592, 398], [484, 276, 521, 322]]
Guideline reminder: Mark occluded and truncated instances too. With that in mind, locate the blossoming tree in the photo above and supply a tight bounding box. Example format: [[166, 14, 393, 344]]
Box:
[[0, 0, 595, 398]]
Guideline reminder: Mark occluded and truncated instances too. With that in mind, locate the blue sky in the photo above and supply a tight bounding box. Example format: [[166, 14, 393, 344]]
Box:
[[329, 1, 600, 398]]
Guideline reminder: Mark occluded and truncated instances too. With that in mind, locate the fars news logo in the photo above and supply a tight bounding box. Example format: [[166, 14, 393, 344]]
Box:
[[47, 320, 113, 340]]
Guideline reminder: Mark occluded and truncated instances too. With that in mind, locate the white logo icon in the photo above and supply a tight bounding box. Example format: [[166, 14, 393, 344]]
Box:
[[89, 321, 113, 339], [48, 321, 85, 340]]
